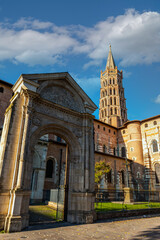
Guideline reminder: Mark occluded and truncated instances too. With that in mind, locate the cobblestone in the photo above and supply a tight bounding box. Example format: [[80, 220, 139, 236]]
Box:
[[1, 215, 160, 240]]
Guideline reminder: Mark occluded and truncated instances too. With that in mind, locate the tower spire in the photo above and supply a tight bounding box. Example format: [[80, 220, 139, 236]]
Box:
[[99, 46, 127, 127], [106, 44, 116, 69]]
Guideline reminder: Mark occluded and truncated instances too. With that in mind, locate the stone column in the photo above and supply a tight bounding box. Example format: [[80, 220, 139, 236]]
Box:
[[124, 187, 133, 204]]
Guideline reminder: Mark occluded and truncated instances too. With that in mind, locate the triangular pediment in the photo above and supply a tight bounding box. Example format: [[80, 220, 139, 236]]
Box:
[[13, 72, 97, 114]]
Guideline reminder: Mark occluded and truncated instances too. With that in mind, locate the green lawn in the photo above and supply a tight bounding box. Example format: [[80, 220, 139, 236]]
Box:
[[29, 205, 63, 223], [95, 202, 160, 212]]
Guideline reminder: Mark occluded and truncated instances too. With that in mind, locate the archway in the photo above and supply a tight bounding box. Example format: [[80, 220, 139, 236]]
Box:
[[29, 132, 71, 223]]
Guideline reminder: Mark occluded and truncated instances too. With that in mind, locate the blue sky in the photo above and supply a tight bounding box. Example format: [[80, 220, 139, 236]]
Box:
[[0, 0, 160, 120]]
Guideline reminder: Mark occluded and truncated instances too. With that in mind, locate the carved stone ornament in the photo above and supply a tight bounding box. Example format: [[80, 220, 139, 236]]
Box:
[[32, 117, 41, 126], [40, 86, 83, 113]]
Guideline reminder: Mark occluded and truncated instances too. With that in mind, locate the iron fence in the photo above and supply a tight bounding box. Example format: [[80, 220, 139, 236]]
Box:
[[95, 188, 160, 212]]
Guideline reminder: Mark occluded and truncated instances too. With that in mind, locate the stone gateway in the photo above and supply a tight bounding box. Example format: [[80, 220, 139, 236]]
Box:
[[0, 72, 97, 232]]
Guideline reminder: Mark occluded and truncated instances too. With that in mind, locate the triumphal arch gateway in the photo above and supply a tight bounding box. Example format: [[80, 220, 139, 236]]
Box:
[[0, 72, 97, 232]]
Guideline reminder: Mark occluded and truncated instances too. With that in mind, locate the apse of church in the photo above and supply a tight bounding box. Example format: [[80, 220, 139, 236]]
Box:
[[99, 45, 127, 127]]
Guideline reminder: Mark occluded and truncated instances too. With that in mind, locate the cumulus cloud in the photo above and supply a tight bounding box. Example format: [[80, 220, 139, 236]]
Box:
[[155, 94, 160, 104], [13, 17, 53, 30], [75, 9, 160, 67], [0, 9, 160, 67]]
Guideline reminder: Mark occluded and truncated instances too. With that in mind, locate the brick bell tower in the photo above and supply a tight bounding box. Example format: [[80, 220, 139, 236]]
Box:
[[99, 45, 127, 127]]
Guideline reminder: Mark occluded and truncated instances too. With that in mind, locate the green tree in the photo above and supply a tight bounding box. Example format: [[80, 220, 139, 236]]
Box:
[[95, 161, 110, 185]]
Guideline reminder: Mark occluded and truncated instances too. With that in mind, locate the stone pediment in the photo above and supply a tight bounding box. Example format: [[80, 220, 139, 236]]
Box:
[[40, 85, 83, 113], [13, 72, 97, 114]]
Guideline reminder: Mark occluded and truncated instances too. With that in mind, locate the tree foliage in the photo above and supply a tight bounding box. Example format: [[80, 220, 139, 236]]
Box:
[[95, 161, 110, 184]]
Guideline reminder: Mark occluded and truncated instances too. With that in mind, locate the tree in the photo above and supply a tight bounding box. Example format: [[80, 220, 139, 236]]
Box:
[[95, 160, 110, 185]]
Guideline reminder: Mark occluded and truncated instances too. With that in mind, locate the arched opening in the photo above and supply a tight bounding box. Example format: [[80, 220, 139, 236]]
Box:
[[121, 147, 126, 158], [106, 169, 112, 184], [103, 145, 107, 153], [30, 133, 69, 223], [121, 170, 125, 185], [113, 147, 116, 155]]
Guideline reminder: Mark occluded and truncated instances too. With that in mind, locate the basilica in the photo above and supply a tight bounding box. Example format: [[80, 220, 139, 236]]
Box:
[[0, 46, 159, 232]]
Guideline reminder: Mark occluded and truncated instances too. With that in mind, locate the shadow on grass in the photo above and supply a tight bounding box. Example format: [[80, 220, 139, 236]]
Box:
[[29, 205, 63, 225], [131, 225, 160, 240]]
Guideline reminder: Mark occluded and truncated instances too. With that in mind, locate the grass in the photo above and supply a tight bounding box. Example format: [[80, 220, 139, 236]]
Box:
[[29, 204, 63, 223], [95, 202, 160, 212]]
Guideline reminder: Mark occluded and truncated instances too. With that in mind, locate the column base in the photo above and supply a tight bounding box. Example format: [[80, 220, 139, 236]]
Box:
[[4, 213, 29, 233], [67, 210, 95, 224]]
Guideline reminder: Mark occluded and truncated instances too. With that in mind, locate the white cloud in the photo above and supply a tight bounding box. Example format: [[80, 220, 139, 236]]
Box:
[[155, 94, 160, 104], [0, 9, 160, 67], [13, 17, 53, 30], [74, 9, 160, 67]]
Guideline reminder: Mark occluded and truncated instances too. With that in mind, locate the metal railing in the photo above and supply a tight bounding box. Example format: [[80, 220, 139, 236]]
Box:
[[95, 188, 160, 212]]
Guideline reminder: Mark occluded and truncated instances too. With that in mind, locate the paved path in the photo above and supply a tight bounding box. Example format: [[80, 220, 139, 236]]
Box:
[[1, 215, 160, 240]]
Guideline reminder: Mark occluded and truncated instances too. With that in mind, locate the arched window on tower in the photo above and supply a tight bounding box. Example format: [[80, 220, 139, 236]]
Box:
[[115, 108, 117, 114], [114, 97, 116, 105], [102, 110, 104, 118], [110, 97, 112, 105], [155, 163, 160, 183], [121, 109, 123, 117], [45, 159, 54, 178], [152, 139, 158, 153], [105, 99, 107, 106], [102, 100, 104, 108], [110, 108, 113, 115], [104, 109, 106, 117], [121, 147, 126, 158], [105, 90, 107, 96], [110, 88, 112, 95], [113, 147, 116, 155], [103, 81, 105, 87], [103, 145, 107, 153], [113, 88, 116, 95], [113, 78, 115, 84], [102, 91, 105, 97], [110, 78, 112, 84]]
